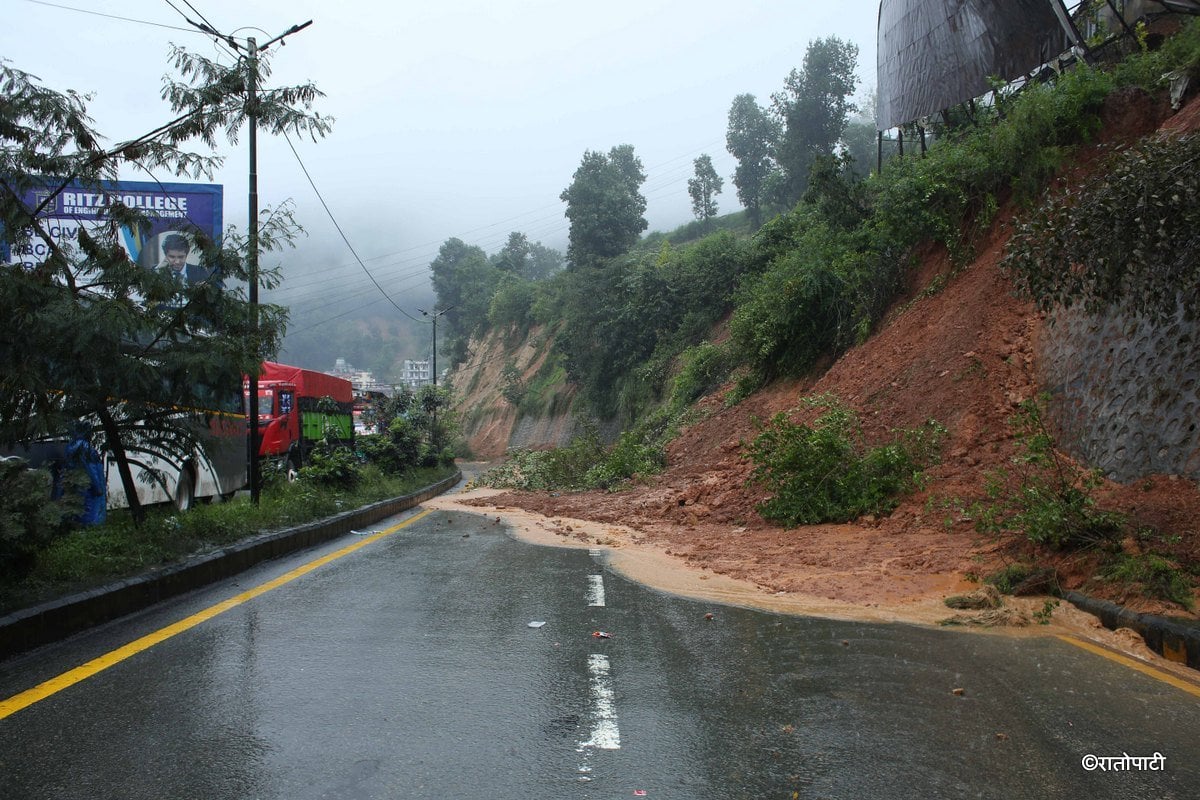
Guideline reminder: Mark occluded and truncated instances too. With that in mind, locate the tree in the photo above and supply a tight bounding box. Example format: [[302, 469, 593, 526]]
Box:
[[771, 37, 859, 207], [559, 144, 647, 267], [523, 241, 564, 281], [491, 231, 562, 281], [687, 154, 723, 227], [839, 119, 879, 178], [725, 94, 780, 227], [0, 50, 330, 523], [428, 237, 499, 361], [493, 232, 529, 273]]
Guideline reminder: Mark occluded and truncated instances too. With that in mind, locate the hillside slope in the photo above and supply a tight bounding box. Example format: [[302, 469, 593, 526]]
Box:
[[461, 91, 1200, 618], [449, 323, 583, 459]]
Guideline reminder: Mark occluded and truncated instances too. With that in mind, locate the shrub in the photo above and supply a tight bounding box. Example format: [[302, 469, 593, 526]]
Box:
[[967, 397, 1124, 549], [477, 412, 674, 492], [731, 229, 853, 378], [584, 427, 666, 489], [500, 360, 526, 407], [0, 458, 82, 577], [669, 341, 733, 409], [358, 416, 423, 475], [488, 274, 536, 330], [983, 563, 1059, 596], [745, 394, 945, 527], [1004, 132, 1200, 324], [1097, 553, 1194, 609], [985, 563, 1035, 595], [7, 465, 456, 613], [299, 444, 361, 490]]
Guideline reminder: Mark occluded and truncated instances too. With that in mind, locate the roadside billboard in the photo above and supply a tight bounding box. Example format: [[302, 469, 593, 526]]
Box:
[[4, 179, 223, 285]]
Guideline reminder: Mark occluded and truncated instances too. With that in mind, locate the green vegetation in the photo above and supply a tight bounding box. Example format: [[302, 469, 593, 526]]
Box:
[[965, 397, 1124, 550], [687, 154, 724, 226], [967, 401, 1196, 610], [517, 353, 571, 418], [0, 377, 460, 615], [745, 395, 945, 527], [982, 562, 1061, 596], [0, 465, 455, 615], [0, 54, 327, 523], [1004, 131, 1200, 323], [448, 22, 1200, 623], [443, 22, 1195, 423], [0, 458, 84, 579], [1097, 553, 1195, 610], [670, 341, 735, 409], [985, 563, 1038, 595], [475, 408, 678, 493], [1000, 21, 1200, 324]]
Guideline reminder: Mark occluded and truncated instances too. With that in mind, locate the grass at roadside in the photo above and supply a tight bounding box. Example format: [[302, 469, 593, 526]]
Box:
[[0, 464, 456, 616]]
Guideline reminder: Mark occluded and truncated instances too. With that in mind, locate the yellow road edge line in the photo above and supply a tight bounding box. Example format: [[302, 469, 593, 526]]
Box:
[[1056, 634, 1200, 699], [0, 507, 436, 721]]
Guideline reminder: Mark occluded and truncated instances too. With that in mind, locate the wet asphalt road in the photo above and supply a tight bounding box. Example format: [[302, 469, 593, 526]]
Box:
[[2, 505, 1199, 799]]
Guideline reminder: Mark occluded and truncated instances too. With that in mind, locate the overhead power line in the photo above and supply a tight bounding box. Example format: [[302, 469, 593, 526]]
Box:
[[161, 0, 242, 61], [283, 132, 428, 324], [21, 0, 201, 34]]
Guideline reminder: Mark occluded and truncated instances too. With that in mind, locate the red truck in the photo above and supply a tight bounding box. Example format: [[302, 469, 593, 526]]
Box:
[[250, 362, 355, 477]]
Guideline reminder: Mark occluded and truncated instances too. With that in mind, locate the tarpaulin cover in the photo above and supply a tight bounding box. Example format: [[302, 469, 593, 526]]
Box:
[[259, 362, 353, 403], [876, 0, 1072, 129]]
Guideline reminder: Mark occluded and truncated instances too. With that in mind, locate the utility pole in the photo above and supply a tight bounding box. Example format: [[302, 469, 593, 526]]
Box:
[[417, 306, 453, 445], [241, 21, 313, 504], [417, 306, 454, 387], [247, 35, 260, 504]]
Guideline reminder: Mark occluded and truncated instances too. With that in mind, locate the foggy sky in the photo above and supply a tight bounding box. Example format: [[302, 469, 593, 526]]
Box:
[[6, 0, 880, 330]]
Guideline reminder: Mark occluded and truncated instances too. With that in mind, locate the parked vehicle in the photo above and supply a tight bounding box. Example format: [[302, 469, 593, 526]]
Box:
[[2, 399, 246, 515], [251, 362, 354, 479]]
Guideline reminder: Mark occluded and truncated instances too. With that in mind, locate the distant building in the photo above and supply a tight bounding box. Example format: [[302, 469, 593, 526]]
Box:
[[331, 357, 387, 395], [332, 357, 355, 378], [401, 359, 432, 388]]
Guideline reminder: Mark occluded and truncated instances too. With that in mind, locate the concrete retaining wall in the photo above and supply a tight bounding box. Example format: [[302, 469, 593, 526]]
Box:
[[1040, 302, 1200, 481]]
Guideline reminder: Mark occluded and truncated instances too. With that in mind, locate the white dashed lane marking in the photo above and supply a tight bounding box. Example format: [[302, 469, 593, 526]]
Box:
[[578, 653, 621, 751], [587, 574, 606, 607]]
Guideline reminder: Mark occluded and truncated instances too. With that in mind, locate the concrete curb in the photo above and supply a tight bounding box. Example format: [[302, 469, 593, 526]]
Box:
[[1062, 590, 1200, 669], [0, 470, 461, 661]]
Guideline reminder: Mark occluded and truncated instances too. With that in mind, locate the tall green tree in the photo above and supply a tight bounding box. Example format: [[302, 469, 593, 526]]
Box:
[[559, 144, 647, 267], [493, 232, 529, 273], [725, 93, 780, 227], [491, 231, 562, 281], [523, 240, 564, 281], [0, 51, 330, 523], [840, 119, 879, 178], [771, 37, 859, 207], [428, 237, 499, 363], [687, 153, 724, 227]]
